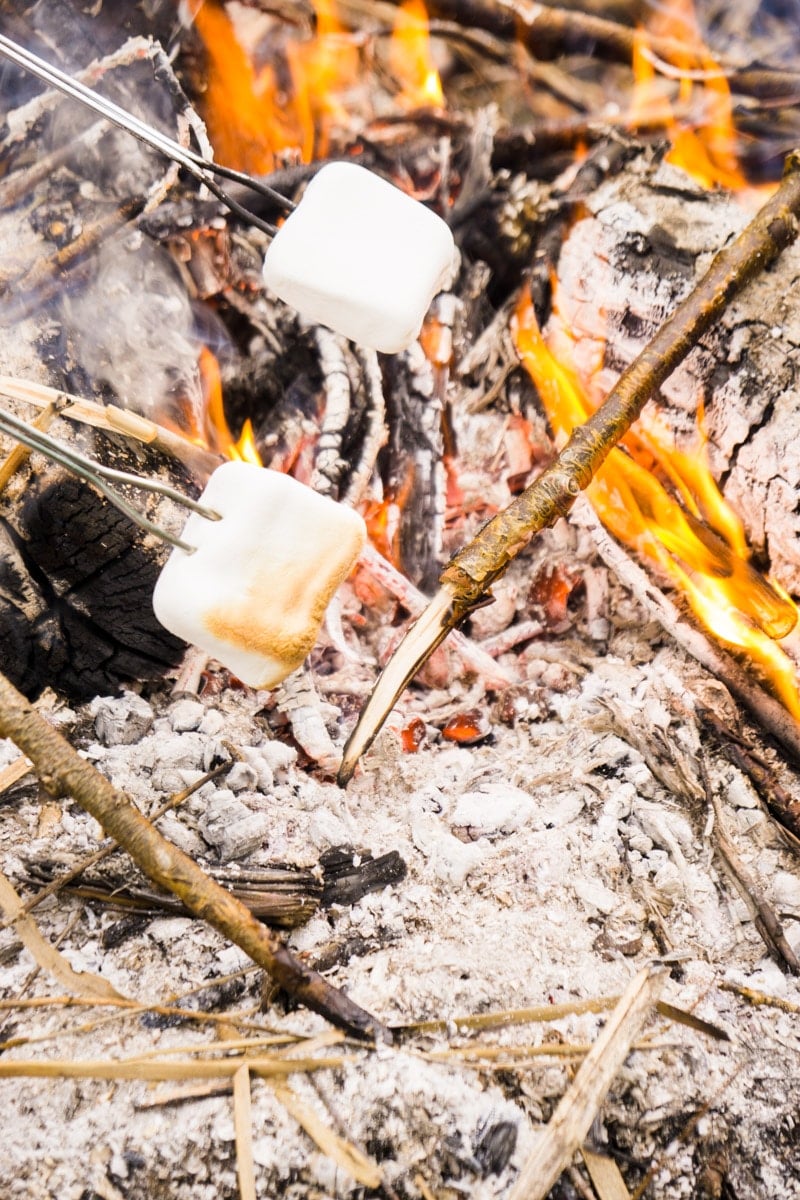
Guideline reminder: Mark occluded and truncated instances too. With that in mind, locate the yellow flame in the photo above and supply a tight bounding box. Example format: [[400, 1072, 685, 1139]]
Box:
[[513, 289, 800, 719], [233, 418, 262, 465], [197, 346, 263, 466], [389, 0, 444, 109], [629, 0, 773, 199], [190, 0, 359, 169]]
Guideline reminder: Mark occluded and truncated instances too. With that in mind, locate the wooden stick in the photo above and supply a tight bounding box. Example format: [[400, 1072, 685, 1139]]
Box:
[[233, 1066, 257, 1200], [702, 764, 800, 974], [339, 152, 800, 782], [0, 670, 389, 1042], [507, 965, 666, 1200]]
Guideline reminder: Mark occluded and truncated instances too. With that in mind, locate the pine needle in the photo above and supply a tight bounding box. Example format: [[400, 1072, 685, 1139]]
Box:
[[0, 869, 124, 1001], [272, 1081, 383, 1189]]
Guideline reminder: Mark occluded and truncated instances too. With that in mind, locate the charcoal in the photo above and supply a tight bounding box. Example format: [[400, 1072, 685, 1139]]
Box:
[[0, 470, 183, 701]]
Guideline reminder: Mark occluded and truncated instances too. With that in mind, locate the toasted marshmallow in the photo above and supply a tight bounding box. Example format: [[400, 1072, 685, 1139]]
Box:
[[262, 162, 458, 353], [152, 462, 366, 688]]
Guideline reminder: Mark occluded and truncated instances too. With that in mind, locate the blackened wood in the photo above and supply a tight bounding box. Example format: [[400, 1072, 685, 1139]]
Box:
[[320, 847, 407, 907], [382, 350, 445, 593], [42, 865, 324, 930], [0, 471, 184, 701]]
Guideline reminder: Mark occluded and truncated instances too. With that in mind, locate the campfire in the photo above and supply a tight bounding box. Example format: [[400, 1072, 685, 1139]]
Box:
[[3, 1, 800, 1197]]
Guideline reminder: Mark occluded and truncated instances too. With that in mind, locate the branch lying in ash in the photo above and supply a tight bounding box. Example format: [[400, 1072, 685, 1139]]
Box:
[[0, 671, 389, 1042], [598, 687, 800, 974], [702, 764, 800, 975], [508, 964, 666, 1200], [338, 150, 800, 783]]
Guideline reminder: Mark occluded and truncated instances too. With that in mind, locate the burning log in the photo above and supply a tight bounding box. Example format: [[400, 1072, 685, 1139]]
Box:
[[339, 149, 800, 780]]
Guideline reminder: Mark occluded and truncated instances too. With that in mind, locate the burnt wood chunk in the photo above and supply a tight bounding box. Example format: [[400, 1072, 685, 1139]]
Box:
[[320, 845, 408, 907], [0, 470, 184, 701]]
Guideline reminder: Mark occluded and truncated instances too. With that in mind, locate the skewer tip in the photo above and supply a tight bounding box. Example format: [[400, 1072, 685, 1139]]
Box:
[[337, 587, 458, 786]]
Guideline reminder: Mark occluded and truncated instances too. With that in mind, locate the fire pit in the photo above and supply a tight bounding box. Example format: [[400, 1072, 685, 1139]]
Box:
[[2, 2, 800, 1197]]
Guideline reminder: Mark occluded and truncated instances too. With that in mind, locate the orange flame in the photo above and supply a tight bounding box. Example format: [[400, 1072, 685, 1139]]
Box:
[[513, 289, 800, 719], [628, 0, 771, 197], [195, 346, 262, 465], [389, 0, 444, 109], [190, 0, 359, 170]]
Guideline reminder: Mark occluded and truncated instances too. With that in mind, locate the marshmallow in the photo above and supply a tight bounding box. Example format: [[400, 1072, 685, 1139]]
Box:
[[262, 162, 457, 353], [152, 462, 366, 688]]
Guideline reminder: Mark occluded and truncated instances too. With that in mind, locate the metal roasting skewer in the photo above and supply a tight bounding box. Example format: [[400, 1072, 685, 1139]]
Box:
[[0, 407, 219, 553], [0, 33, 295, 238]]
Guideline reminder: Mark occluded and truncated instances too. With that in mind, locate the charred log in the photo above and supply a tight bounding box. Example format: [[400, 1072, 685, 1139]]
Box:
[[0, 470, 184, 701]]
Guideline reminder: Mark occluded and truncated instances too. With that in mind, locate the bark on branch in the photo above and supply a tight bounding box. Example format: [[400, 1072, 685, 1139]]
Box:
[[442, 154, 800, 605], [339, 152, 800, 782], [0, 671, 389, 1042]]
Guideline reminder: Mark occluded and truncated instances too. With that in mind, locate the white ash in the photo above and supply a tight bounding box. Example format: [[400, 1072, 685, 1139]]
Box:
[[3, 560, 800, 1197], [91, 691, 154, 746]]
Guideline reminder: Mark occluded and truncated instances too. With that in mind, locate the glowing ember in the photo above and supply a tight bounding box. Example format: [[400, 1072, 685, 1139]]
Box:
[[401, 716, 427, 752], [513, 289, 800, 719], [389, 0, 444, 110], [441, 710, 491, 745]]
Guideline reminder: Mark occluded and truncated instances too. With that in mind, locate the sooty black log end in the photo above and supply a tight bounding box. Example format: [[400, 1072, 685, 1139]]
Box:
[[0, 470, 185, 701]]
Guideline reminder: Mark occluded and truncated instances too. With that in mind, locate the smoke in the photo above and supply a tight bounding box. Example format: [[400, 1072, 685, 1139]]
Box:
[[63, 233, 205, 420]]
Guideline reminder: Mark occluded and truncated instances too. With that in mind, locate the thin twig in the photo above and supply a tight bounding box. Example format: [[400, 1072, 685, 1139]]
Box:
[[233, 1066, 257, 1200], [0, 871, 123, 1001], [0, 1054, 348, 1082], [701, 764, 800, 973], [719, 981, 800, 1014], [0, 671, 389, 1042], [2, 761, 230, 929], [507, 965, 667, 1200], [339, 151, 800, 782], [272, 1081, 384, 1189]]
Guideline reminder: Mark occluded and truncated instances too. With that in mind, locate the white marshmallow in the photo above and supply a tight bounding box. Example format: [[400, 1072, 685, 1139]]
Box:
[[152, 462, 366, 689], [262, 162, 457, 353]]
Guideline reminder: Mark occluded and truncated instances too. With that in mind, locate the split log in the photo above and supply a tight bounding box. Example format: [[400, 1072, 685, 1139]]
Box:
[[549, 147, 800, 594]]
